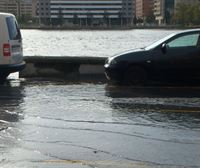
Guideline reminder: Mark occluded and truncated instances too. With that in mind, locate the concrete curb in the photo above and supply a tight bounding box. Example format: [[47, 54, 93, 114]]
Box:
[[20, 56, 107, 80]]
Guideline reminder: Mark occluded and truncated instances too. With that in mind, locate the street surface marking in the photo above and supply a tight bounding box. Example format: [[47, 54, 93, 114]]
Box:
[[42, 160, 147, 168], [160, 109, 200, 113]]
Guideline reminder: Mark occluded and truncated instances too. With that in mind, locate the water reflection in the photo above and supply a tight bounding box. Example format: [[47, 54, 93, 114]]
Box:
[[0, 80, 24, 127], [105, 85, 200, 98], [105, 84, 200, 130]]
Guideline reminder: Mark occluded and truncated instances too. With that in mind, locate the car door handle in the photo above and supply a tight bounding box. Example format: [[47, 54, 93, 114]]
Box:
[[146, 60, 151, 63]]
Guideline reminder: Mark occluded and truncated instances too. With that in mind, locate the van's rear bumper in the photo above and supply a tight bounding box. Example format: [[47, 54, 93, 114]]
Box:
[[0, 61, 26, 74]]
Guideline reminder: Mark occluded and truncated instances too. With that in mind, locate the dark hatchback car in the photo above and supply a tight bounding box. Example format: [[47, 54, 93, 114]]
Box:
[[105, 29, 200, 85]]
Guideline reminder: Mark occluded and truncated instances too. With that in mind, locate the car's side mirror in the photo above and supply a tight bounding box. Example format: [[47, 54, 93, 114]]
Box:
[[161, 43, 168, 54]]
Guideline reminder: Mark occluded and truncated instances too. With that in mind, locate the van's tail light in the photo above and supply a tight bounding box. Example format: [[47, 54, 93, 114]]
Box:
[[3, 43, 11, 57]]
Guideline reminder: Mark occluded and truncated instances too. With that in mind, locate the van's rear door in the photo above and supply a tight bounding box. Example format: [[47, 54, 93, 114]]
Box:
[[6, 16, 23, 64]]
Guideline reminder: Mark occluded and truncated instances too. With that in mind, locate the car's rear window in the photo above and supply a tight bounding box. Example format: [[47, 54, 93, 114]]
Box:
[[6, 16, 21, 40]]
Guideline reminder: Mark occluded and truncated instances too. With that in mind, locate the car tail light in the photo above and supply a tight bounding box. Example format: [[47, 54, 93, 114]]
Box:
[[3, 43, 11, 57]]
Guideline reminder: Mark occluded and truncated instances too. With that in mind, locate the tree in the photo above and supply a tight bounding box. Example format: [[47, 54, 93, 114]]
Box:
[[87, 12, 93, 26], [192, 5, 200, 25], [18, 14, 32, 24], [174, 3, 200, 26], [146, 13, 156, 24], [58, 7, 64, 26], [133, 16, 137, 25], [15, 0, 21, 18], [103, 10, 109, 26], [137, 17, 143, 24], [73, 13, 78, 25], [118, 10, 123, 27]]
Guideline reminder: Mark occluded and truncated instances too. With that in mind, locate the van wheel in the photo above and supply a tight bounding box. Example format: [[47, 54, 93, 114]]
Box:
[[0, 73, 9, 84], [123, 66, 146, 85]]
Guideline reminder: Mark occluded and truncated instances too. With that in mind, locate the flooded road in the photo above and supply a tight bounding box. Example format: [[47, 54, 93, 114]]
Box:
[[1, 78, 200, 168]]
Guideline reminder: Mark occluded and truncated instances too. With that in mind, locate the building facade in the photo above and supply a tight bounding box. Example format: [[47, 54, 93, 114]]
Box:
[[122, 0, 135, 25], [50, 0, 122, 19], [0, 0, 18, 16], [0, 1, 6, 13], [50, 0, 123, 26], [154, 0, 174, 25], [0, 0, 36, 18], [153, 0, 164, 24], [136, 0, 154, 22], [37, 0, 50, 22], [36, 0, 135, 26]]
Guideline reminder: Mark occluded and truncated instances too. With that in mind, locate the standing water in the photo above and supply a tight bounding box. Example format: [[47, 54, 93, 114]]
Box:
[[22, 29, 179, 57], [2, 29, 200, 168], [1, 80, 200, 168]]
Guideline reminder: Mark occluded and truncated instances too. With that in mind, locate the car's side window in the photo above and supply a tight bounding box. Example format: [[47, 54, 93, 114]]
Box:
[[167, 33, 199, 48]]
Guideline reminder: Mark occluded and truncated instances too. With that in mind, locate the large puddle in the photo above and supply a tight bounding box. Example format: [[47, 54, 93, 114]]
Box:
[[1, 79, 200, 167]]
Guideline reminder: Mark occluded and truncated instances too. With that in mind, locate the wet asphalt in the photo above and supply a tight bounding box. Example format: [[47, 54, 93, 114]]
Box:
[[1, 77, 200, 168]]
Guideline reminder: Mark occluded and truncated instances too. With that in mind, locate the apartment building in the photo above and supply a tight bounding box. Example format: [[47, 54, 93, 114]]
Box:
[[153, 0, 164, 24], [0, 0, 36, 18], [154, 0, 174, 25], [135, 0, 153, 22], [0, 0, 18, 16], [122, 0, 135, 24], [50, 0, 123, 19], [37, 0, 50, 19], [0, 1, 5, 12], [36, 0, 135, 25]]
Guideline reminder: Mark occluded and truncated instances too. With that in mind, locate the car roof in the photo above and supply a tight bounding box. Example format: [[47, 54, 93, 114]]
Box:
[[176, 29, 200, 35], [0, 12, 15, 18]]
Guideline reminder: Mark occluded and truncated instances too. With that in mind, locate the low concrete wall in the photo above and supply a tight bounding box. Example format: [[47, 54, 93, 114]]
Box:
[[20, 56, 107, 80]]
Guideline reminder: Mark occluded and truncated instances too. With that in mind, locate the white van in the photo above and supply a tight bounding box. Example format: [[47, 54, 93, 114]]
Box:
[[0, 13, 25, 81]]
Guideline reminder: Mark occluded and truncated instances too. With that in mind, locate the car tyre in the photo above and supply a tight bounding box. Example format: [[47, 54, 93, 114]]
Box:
[[123, 66, 146, 85], [0, 73, 9, 84]]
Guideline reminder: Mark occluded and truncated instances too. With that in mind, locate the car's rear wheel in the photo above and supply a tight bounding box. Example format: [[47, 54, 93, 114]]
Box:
[[123, 66, 146, 85]]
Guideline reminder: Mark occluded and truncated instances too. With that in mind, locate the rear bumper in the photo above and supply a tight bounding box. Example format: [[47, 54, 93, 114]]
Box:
[[0, 61, 26, 74]]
